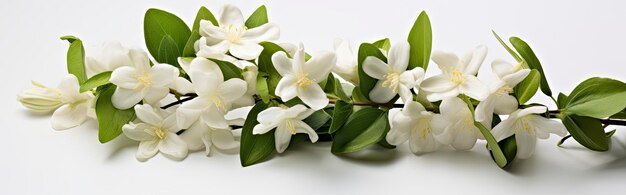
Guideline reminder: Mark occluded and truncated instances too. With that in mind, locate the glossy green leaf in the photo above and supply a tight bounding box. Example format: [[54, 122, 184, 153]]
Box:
[[563, 77, 626, 118], [609, 109, 626, 120], [560, 114, 609, 151], [192, 6, 218, 31], [157, 35, 180, 67], [509, 37, 552, 96], [491, 31, 522, 62], [358, 43, 387, 101], [331, 108, 388, 153], [210, 59, 243, 80], [61, 36, 87, 83], [182, 30, 201, 57], [407, 11, 432, 70], [557, 93, 568, 109], [372, 38, 391, 52], [304, 110, 332, 130], [258, 42, 286, 96], [80, 71, 111, 92], [245, 5, 268, 29], [240, 102, 275, 166], [144, 8, 191, 59], [514, 69, 540, 104], [329, 101, 353, 134], [256, 74, 271, 103], [96, 85, 136, 143], [475, 122, 508, 168], [490, 135, 517, 169]]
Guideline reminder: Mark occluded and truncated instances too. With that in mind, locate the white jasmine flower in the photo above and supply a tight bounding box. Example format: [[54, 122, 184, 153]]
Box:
[[232, 65, 259, 108], [18, 75, 95, 130], [252, 105, 318, 153], [362, 42, 424, 103], [122, 104, 188, 161], [272, 44, 336, 110], [109, 49, 179, 109], [432, 97, 482, 150], [420, 46, 490, 101], [386, 101, 443, 154], [491, 106, 567, 159], [199, 4, 280, 60], [475, 60, 530, 127], [179, 121, 239, 155], [176, 57, 247, 130], [85, 42, 132, 77], [332, 39, 359, 85]]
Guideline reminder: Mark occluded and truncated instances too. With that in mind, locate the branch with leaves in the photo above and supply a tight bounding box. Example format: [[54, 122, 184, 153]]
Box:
[[17, 4, 626, 169]]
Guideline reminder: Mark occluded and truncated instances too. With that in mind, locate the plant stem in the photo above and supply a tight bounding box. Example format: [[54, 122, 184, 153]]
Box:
[[160, 94, 197, 109]]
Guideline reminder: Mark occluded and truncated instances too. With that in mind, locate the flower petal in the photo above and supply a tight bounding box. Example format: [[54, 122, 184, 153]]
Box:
[[493, 95, 518, 114], [275, 76, 298, 102], [274, 123, 293, 153], [297, 84, 329, 110], [362, 56, 389, 80], [230, 43, 264, 60], [134, 104, 163, 126], [109, 66, 140, 89], [218, 78, 248, 103], [475, 96, 496, 124], [241, 23, 280, 43], [176, 98, 206, 129], [50, 104, 89, 130], [491, 59, 515, 79], [201, 107, 229, 129], [149, 64, 179, 87], [431, 51, 459, 72], [459, 76, 489, 101], [158, 133, 188, 160], [451, 124, 478, 151], [128, 49, 151, 73], [272, 51, 293, 76], [388, 41, 410, 71], [491, 118, 516, 141], [502, 69, 530, 87], [252, 123, 276, 135], [409, 130, 438, 154], [136, 140, 159, 161], [179, 121, 207, 151], [387, 115, 412, 145], [515, 129, 537, 159], [304, 51, 336, 82], [517, 106, 547, 118], [439, 97, 469, 122], [143, 86, 169, 105], [528, 115, 568, 137], [294, 120, 319, 143], [462, 45, 487, 75], [369, 81, 397, 103], [420, 74, 457, 93], [123, 123, 154, 141], [111, 87, 143, 110], [211, 128, 240, 150], [218, 4, 245, 26], [189, 71, 221, 97]]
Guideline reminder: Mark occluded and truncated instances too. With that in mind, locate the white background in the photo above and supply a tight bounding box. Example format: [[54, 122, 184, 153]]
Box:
[[1, 0, 626, 194]]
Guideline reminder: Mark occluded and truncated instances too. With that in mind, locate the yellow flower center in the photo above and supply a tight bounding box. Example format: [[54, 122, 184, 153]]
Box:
[[136, 73, 152, 90], [223, 24, 247, 43], [285, 119, 297, 135], [152, 127, 167, 140], [211, 94, 226, 112], [296, 71, 315, 88], [449, 68, 466, 84], [517, 118, 533, 134], [495, 85, 514, 96], [381, 72, 401, 93]]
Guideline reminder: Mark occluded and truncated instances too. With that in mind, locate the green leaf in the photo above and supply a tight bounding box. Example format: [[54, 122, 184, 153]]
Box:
[[557, 93, 568, 109], [563, 77, 626, 118], [144, 8, 191, 60], [331, 108, 388, 153], [192, 6, 218, 31], [80, 71, 111, 92], [372, 38, 391, 52], [509, 37, 552, 96], [491, 31, 522, 62], [407, 11, 432, 70], [560, 114, 609, 151], [182, 30, 201, 57], [245, 5, 268, 29], [96, 85, 136, 143], [352, 87, 369, 103], [609, 109, 626, 120], [304, 110, 332, 130], [210, 59, 244, 80], [329, 101, 353, 134], [256, 74, 271, 103], [475, 122, 508, 168], [258, 42, 286, 96], [490, 135, 517, 169], [240, 102, 275, 166], [358, 43, 387, 101], [157, 35, 181, 67], [61, 36, 87, 83], [514, 69, 540, 104]]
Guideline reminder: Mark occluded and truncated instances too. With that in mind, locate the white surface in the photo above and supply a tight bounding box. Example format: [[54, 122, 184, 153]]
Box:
[[2, 0, 626, 194]]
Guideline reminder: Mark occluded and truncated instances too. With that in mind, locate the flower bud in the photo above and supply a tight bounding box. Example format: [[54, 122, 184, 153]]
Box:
[[242, 66, 258, 95], [17, 81, 63, 113]]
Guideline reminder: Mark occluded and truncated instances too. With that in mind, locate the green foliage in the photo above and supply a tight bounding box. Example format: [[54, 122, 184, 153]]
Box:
[[304, 110, 332, 130], [210, 59, 244, 80], [192, 6, 218, 31], [95, 85, 136, 143], [562, 77, 626, 118], [372, 38, 391, 52], [245, 5, 268, 29], [61, 36, 87, 83], [240, 102, 275, 166], [79, 71, 111, 92], [331, 108, 389, 153], [475, 122, 508, 168], [560, 114, 609, 151], [514, 69, 540, 104], [144, 8, 191, 63], [323, 74, 350, 102], [491, 31, 522, 62], [509, 37, 552, 96], [407, 11, 432, 70], [357, 43, 387, 101], [157, 35, 181, 67], [258, 42, 286, 96], [490, 135, 517, 169], [182, 30, 201, 57], [256, 73, 271, 103], [329, 101, 353, 134]]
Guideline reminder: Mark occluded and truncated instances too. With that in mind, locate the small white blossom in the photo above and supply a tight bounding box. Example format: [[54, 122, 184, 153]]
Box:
[[252, 105, 318, 153]]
